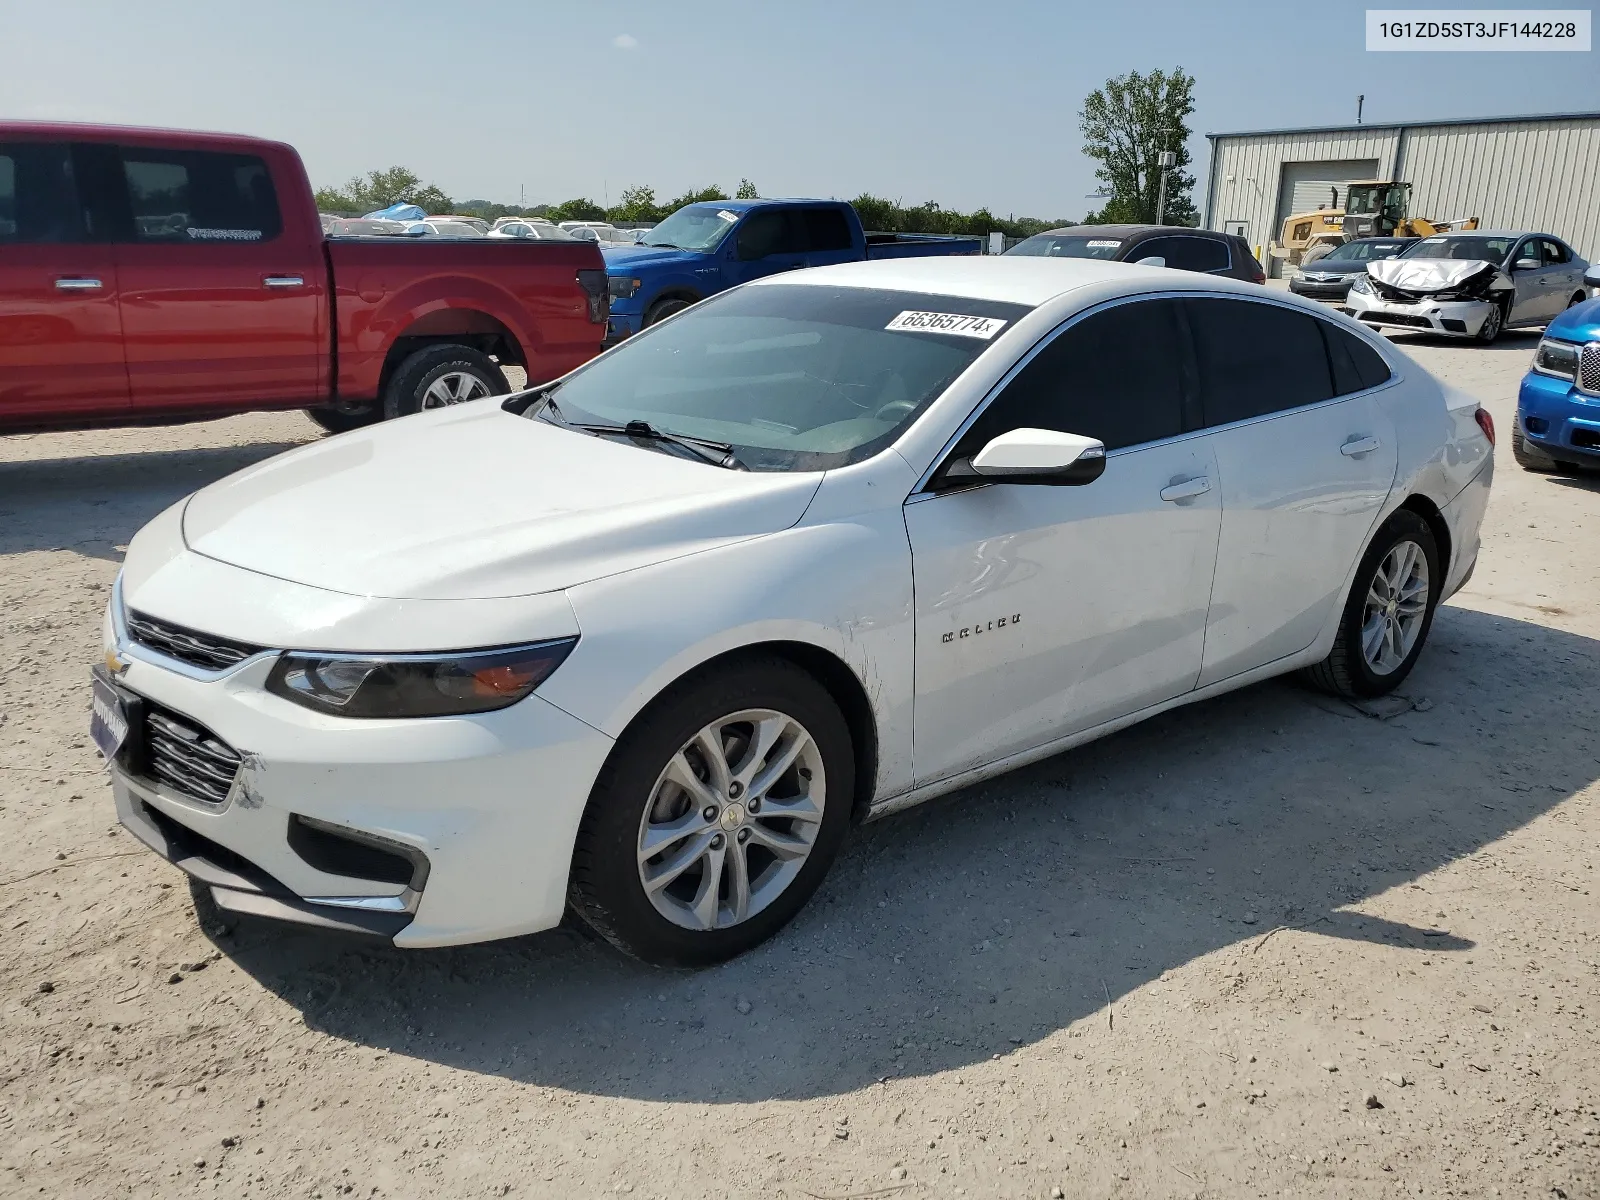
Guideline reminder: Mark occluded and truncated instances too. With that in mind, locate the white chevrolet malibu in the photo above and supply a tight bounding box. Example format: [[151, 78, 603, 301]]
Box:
[[95, 257, 1495, 965]]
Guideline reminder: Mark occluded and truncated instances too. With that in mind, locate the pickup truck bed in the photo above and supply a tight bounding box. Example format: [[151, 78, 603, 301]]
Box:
[[0, 122, 608, 436]]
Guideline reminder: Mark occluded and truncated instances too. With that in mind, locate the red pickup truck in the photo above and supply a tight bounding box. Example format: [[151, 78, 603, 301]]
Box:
[[0, 123, 608, 435]]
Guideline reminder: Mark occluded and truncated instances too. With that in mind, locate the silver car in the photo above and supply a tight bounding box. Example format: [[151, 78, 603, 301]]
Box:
[[1345, 231, 1589, 343]]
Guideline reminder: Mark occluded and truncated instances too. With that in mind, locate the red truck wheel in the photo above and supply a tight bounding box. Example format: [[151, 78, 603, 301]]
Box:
[[383, 345, 510, 421]]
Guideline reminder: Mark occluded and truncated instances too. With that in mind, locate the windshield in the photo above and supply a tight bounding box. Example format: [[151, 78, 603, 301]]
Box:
[[1324, 239, 1411, 262], [1004, 233, 1124, 259], [1402, 235, 1516, 262], [531, 284, 1032, 471], [641, 204, 741, 251]]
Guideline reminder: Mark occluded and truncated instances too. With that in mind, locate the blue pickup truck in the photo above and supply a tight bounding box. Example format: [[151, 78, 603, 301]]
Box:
[[1514, 290, 1600, 472], [600, 198, 983, 344]]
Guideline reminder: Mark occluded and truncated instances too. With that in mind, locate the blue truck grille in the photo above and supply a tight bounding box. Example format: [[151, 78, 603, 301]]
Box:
[[1580, 343, 1600, 396]]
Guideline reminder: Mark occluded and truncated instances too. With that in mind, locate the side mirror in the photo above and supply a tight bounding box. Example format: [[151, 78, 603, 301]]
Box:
[[1583, 264, 1600, 288], [1134, 255, 1166, 268], [1513, 257, 1541, 272], [967, 428, 1106, 486]]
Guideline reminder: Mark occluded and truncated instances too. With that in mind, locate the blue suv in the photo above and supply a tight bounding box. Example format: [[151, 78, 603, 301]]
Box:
[[1515, 295, 1600, 471]]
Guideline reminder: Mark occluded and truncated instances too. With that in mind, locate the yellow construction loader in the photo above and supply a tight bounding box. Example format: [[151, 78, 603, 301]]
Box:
[[1274, 180, 1480, 268]]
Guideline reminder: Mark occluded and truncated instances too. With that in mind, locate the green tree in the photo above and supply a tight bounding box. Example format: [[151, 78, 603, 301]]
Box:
[[313, 166, 453, 215], [1079, 67, 1197, 226], [664, 185, 730, 210], [548, 197, 608, 223], [735, 179, 759, 200], [609, 185, 661, 223]]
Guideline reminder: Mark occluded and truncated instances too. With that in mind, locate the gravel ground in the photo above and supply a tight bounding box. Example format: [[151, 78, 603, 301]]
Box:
[[1, 337, 1597, 1200]]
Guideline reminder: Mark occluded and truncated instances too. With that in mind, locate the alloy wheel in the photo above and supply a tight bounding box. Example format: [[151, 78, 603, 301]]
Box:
[[636, 709, 826, 931], [421, 371, 492, 409], [1360, 539, 1430, 675]]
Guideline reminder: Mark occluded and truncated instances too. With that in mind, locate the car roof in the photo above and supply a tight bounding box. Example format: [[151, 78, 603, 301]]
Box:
[[1420, 230, 1540, 239], [756, 255, 1266, 307], [1029, 224, 1225, 239]]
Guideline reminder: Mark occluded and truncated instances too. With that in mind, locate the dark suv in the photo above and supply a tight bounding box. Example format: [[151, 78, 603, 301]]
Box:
[[1004, 224, 1265, 283]]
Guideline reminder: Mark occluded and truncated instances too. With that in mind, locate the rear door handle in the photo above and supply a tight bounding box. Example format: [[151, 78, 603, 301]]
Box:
[[263, 275, 305, 289], [54, 277, 103, 291], [1160, 475, 1211, 502], [1341, 435, 1382, 457]]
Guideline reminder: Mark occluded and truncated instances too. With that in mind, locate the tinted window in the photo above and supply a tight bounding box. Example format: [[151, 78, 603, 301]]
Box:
[[0, 142, 84, 244], [1322, 322, 1393, 396], [1184, 298, 1334, 426], [121, 148, 281, 244], [737, 210, 804, 260], [1404, 234, 1516, 263], [956, 299, 1187, 457], [803, 207, 853, 252], [1137, 235, 1229, 272]]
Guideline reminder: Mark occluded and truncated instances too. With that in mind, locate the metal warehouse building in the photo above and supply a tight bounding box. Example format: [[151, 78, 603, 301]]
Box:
[[1201, 111, 1600, 276]]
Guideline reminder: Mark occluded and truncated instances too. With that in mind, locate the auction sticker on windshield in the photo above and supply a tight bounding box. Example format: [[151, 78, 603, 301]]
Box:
[[1088, 239, 1121, 248], [885, 311, 1008, 339]]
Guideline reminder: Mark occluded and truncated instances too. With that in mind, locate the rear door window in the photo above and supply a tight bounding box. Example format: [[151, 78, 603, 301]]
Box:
[[120, 148, 282, 244], [955, 299, 1188, 457], [1540, 239, 1570, 265], [1321, 322, 1393, 395], [802, 207, 854, 252], [0, 142, 85, 244], [1136, 235, 1229, 273], [1184, 297, 1334, 426]]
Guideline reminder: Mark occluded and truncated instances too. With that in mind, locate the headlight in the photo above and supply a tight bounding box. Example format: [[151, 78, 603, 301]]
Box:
[[265, 639, 578, 718], [1349, 275, 1372, 295], [1532, 337, 1580, 381], [608, 276, 641, 299]]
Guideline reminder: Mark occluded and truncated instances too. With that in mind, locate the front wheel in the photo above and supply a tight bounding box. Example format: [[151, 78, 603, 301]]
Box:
[[1301, 510, 1441, 699], [643, 297, 694, 327], [1473, 300, 1504, 343], [568, 658, 855, 966]]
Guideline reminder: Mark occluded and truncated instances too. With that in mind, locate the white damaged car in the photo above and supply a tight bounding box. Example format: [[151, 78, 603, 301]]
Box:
[[1346, 231, 1588, 342], [96, 257, 1494, 965]]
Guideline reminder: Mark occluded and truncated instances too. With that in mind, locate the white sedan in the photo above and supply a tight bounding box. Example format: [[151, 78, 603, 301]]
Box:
[[96, 258, 1494, 965]]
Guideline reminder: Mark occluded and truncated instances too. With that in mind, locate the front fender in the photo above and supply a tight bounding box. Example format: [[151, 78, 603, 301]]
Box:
[[540, 514, 917, 804]]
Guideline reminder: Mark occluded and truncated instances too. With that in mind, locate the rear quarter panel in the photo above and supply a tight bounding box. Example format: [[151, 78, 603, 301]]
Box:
[[326, 239, 605, 398]]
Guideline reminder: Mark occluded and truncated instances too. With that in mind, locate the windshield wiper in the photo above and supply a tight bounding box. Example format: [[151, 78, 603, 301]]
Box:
[[642, 240, 686, 250], [538, 398, 745, 469]]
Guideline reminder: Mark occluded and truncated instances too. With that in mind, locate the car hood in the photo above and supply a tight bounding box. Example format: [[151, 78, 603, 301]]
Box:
[[1299, 259, 1366, 275], [1367, 257, 1510, 293], [601, 244, 707, 272], [181, 403, 823, 601], [1546, 295, 1600, 342]]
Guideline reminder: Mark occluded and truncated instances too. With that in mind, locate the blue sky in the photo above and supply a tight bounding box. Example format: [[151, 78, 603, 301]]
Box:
[[2, 0, 1595, 219]]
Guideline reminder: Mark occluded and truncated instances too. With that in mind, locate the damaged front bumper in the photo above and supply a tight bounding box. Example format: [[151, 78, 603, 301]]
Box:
[[1343, 290, 1497, 337]]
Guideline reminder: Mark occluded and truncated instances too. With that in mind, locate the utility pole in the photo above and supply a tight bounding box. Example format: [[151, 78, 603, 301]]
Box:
[[1357, 95, 1365, 125], [1156, 150, 1177, 224]]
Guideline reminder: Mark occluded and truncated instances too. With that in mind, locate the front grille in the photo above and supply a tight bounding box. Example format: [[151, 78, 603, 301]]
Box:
[[1580, 343, 1600, 396], [1571, 428, 1600, 450], [1374, 312, 1433, 329], [127, 610, 263, 672], [144, 706, 242, 806]]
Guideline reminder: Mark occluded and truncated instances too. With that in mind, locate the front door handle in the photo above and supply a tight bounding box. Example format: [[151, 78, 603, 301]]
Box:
[[1341, 435, 1382, 457], [263, 275, 305, 289], [1160, 475, 1211, 502], [54, 277, 103, 291]]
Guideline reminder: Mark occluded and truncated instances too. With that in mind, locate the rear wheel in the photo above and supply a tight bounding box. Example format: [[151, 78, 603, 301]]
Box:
[[1301, 510, 1440, 699], [568, 658, 854, 967], [382, 344, 509, 421]]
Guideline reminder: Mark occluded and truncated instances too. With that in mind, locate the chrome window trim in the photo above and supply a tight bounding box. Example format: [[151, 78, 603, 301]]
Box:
[[907, 288, 1402, 499]]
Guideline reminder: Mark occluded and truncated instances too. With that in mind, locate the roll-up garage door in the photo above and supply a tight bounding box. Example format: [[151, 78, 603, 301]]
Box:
[[1271, 159, 1380, 275]]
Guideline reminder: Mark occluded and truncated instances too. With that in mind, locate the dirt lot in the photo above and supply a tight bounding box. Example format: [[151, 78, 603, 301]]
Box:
[[2, 336, 1597, 1200]]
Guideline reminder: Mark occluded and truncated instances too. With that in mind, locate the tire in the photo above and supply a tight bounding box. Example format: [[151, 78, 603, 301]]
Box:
[[382, 344, 509, 421], [568, 657, 855, 967], [1511, 425, 1558, 472], [1567, 292, 1587, 310], [643, 297, 694, 327], [305, 401, 381, 435], [1473, 300, 1504, 344], [1301, 509, 1441, 699], [188, 877, 238, 939]]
